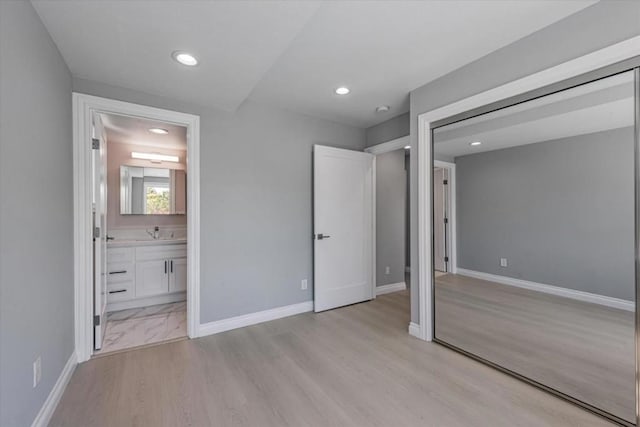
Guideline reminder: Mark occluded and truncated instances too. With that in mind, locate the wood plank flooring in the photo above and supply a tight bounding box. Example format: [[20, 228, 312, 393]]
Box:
[[435, 273, 635, 424], [51, 290, 615, 426]]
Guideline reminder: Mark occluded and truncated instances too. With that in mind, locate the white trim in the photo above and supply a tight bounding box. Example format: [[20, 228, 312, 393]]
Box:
[[31, 352, 77, 427], [376, 282, 407, 296], [416, 36, 640, 342], [408, 322, 421, 338], [364, 135, 410, 155], [456, 269, 635, 312], [73, 93, 201, 362], [371, 155, 377, 299], [433, 160, 457, 274], [366, 136, 409, 298], [199, 301, 313, 337]]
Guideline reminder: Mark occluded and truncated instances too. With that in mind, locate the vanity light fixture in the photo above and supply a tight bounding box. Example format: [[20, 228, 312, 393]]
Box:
[[131, 152, 179, 163], [469, 141, 482, 146], [335, 86, 350, 95], [148, 128, 169, 135], [172, 51, 198, 66]]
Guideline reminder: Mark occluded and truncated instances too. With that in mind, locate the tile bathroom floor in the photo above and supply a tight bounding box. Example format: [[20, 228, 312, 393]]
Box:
[[95, 301, 187, 355]]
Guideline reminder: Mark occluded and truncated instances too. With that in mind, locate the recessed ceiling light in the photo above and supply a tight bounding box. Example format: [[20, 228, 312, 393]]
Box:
[[469, 141, 482, 146], [376, 105, 391, 113], [404, 145, 411, 149], [148, 128, 169, 135], [335, 87, 350, 95], [172, 51, 198, 66]]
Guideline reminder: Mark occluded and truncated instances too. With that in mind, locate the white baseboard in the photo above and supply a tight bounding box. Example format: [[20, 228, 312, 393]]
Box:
[[107, 292, 186, 312], [408, 322, 421, 338], [376, 282, 406, 296], [456, 268, 634, 312], [31, 352, 77, 427], [199, 301, 314, 337]]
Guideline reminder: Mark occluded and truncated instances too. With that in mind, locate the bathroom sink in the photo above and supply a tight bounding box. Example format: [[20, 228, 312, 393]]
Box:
[[107, 237, 187, 247]]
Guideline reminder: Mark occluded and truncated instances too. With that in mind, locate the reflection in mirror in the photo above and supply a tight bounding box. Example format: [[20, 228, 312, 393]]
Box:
[[120, 166, 186, 215], [433, 70, 636, 423]]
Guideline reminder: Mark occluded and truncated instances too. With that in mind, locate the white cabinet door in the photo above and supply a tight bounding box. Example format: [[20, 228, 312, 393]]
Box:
[[169, 258, 187, 293], [135, 259, 169, 297]]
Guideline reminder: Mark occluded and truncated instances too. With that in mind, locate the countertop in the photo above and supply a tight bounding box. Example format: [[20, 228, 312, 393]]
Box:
[[107, 238, 187, 248]]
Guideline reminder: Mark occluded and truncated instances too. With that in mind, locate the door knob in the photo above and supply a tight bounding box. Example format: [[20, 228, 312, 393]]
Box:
[[317, 233, 331, 240]]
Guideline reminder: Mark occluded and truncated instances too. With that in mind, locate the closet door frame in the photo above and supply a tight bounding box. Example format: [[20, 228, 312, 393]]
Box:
[[416, 45, 640, 426]]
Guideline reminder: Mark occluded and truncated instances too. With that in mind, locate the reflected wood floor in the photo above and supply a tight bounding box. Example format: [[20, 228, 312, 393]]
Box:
[[436, 273, 635, 424], [51, 290, 614, 426]]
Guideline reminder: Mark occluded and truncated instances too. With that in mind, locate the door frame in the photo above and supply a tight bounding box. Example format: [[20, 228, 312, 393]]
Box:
[[365, 135, 409, 296], [416, 35, 640, 344], [433, 160, 456, 274], [73, 93, 201, 363]]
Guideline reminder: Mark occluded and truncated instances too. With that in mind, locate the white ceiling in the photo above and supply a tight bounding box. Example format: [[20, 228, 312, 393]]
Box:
[[32, 1, 321, 112], [101, 113, 187, 150], [434, 73, 635, 158], [32, 0, 596, 128]]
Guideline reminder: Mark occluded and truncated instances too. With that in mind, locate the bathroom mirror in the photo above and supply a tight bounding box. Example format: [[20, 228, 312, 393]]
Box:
[[120, 166, 186, 215], [432, 69, 637, 424]]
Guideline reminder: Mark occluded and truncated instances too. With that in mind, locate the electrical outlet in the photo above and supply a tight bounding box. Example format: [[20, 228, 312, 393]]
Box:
[[385, 266, 391, 275], [33, 357, 41, 388], [500, 258, 508, 267], [301, 279, 308, 290]]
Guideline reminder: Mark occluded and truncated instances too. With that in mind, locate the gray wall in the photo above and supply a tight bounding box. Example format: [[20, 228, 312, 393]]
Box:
[[0, 1, 74, 426], [366, 112, 409, 147], [408, 0, 640, 323], [405, 153, 410, 268], [72, 78, 366, 323], [456, 128, 635, 301], [376, 149, 406, 286]]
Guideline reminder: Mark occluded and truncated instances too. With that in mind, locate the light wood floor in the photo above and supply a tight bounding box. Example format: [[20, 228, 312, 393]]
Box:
[[51, 290, 615, 427], [436, 273, 635, 424]]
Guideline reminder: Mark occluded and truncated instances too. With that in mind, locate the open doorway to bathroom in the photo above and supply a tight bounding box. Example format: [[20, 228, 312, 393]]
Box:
[[92, 112, 189, 355], [73, 93, 200, 363]]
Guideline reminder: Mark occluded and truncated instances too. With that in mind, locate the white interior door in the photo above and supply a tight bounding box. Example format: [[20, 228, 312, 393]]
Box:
[[314, 145, 374, 312], [433, 167, 447, 272], [92, 113, 108, 350]]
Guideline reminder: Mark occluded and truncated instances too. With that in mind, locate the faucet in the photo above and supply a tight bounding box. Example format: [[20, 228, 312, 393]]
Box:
[[146, 226, 160, 240]]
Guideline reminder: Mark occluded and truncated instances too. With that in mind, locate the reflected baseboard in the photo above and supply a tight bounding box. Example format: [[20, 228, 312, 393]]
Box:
[[455, 268, 634, 312]]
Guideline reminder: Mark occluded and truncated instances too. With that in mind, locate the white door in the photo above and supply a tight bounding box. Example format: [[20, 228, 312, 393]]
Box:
[[169, 258, 187, 293], [136, 259, 169, 297], [92, 113, 108, 350], [433, 168, 448, 272], [314, 145, 374, 312]]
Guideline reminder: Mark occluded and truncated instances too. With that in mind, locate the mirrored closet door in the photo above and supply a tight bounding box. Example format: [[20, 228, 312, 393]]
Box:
[[432, 67, 638, 425]]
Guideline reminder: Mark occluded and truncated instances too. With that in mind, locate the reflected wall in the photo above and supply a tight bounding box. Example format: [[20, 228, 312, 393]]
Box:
[[433, 69, 637, 424]]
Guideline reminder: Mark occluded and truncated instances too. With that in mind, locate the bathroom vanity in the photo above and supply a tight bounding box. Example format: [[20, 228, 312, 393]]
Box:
[[106, 239, 187, 312]]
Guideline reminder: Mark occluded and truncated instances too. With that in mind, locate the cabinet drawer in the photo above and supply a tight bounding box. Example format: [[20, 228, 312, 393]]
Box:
[[107, 247, 134, 263], [106, 262, 134, 283], [136, 244, 186, 261], [107, 281, 134, 302]]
